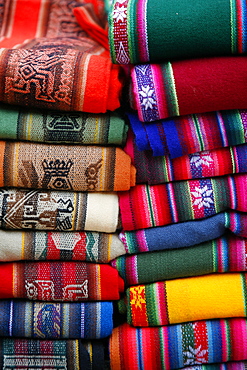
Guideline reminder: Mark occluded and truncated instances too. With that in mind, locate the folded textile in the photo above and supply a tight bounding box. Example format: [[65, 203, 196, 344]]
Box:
[[109, 319, 247, 370], [0, 187, 119, 232], [126, 131, 247, 185], [128, 109, 247, 157], [0, 261, 124, 301], [112, 233, 247, 285], [0, 229, 125, 262], [0, 300, 113, 339], [108, 0, 247, 64], [0, 140, 135, 191], [118, 173, 247, 230], [126, 272, 247, 326], [0, 42, 122, 114], [119, 211, 247, 254], [183, 363, 247, 370], [0, 104, 128, 146], [0, 337, 107, 370], [131, 56, 247, 122]]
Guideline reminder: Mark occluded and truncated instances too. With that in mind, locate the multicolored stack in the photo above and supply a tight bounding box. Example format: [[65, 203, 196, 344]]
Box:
[[0, 1, 131, 369], [107, 0, 247, 368]]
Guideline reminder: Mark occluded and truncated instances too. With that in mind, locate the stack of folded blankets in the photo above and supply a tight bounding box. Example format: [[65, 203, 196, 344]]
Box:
[[0, 0, 136, 368], [106, 0, 247, 368]]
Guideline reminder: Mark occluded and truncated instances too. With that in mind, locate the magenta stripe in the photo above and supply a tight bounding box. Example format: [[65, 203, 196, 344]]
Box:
[[137, 0, 149, 62]]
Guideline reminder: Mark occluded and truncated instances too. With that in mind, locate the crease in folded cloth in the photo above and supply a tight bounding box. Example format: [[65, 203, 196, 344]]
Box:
[[125, 272, 247, 326], [112, 233, 247, 285], [109, 319, 247, 370], [118, 173, 247, 230], [0, 300, 114, 339], [0, 187, 119, 233], [108, 0, 247, 64], [0, 140, 135, 191], [0, 229, 125, 262], [119, 211, 247, 254], [130, 56, 247, 122], [0, 261, 124, 301], [128, 109, 247, 158]]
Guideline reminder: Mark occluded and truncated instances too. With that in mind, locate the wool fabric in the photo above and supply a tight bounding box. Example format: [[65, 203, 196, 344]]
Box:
[[119, 211, 247, 254], [118, 173, 247, 231], [183, 364, 247, 370], [0, 229, 125, 262], [108, 0, 247, 64], [126, 131, 247, 185], [0, 261, 124, 301], [128, 109, 247, 158], [113, 233, 247, 285], [131, 56, 247, 122], [0, 300, 113, 339], [126, 272, 247, 326], [110, 319, 247, 370], [0, 187, 119, 233], [0, 337, 106, 370], [0, 140, 135, 192], [0, 104, 128, 146]]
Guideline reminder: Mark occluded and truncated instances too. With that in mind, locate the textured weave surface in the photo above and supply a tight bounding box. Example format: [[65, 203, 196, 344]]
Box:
[[113, 233, 247, 285], [108, 0, 247, 64], [126, 131, 247, 185], [128, 109, 247, 157], [118, 173, 247, 230], [0, 300, 113, 339], [0, 104, 128, 146], [110, 319, 247, 370], [0, 229, 125, 262], [126, 272, 247, 326], [131, 56, 247, 122], [0, 261, 124, 301], [0, 337, 106, 370], [119, 211, 247, 253], [0, 187, 119, 232], [0, 140, 135, 191], [0, 0, 123, 113]]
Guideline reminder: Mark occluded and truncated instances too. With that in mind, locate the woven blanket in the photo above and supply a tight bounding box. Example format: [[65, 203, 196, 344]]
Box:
[[126, 132, 247, 185], [0, 1, 123, 113], [109, 319, 247, 370], [112, 233, 247, 285], [0, 229, 125, 262], [0, 261, 124, 301], [119, 211, 247, 254], [0, 188, 119, 233], [183, 364, 247, 370], [125, 272, 247, 326], [128, 109, 247, 157], [0, 140, 135, 192], [118, 173, 247, 230], [108, 0, 247, 64], [0, 300, 113, 339], [0, 104, 128, 146], [131, 56, 247, 123], [0, 337, 106, 370]]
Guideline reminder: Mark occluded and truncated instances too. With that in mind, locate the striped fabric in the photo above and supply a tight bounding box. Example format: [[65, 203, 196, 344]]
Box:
[[118, 173, 247, 231], [108, 0, 247, 64], [183, 363, 247, 370], [0, 300, 113, 339], [128, 109, 247, 157], [119, 211, 247, 254], [112, 233, 247, 285], [0, 104, 128, 146], [126, 132, 247, 185], [0, 187, 119, 233], [0, 140, 135, 192], [0, 261, 124, 301], [0, 229, 125, 262], [125, 273, 247, 326], [130, 56, 247, 122], [0, 337, 107, 370], [110, 319, 247, 370]]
